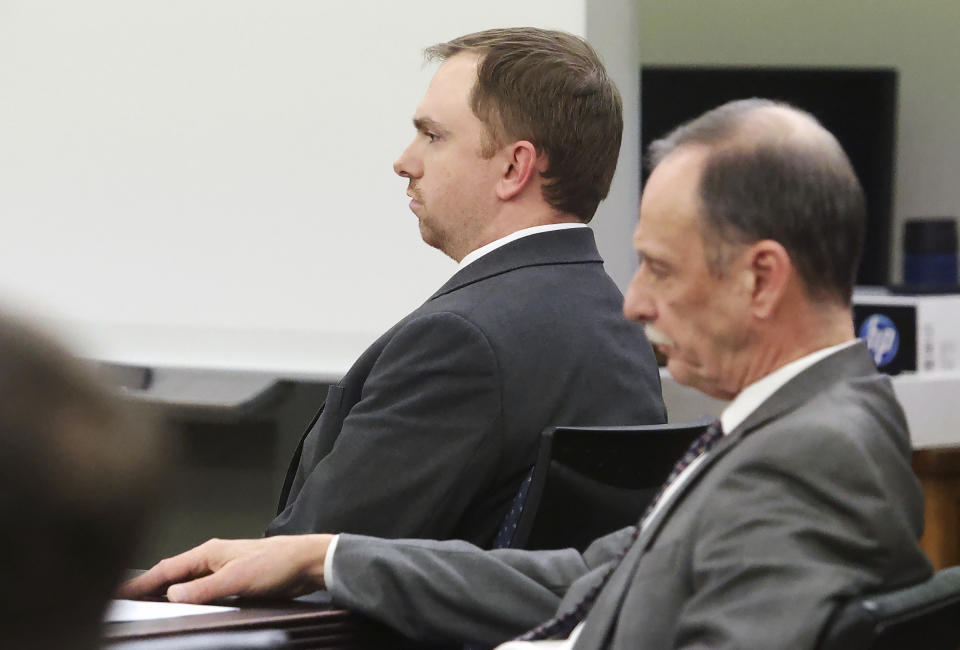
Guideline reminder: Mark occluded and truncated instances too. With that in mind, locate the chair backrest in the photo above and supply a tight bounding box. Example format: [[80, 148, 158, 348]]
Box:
[[504, 419, 711, 552], [818, 566, 960, 650]]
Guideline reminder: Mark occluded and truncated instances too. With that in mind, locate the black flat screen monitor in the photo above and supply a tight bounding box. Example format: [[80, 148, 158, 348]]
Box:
[[641, 65, 898, 287]]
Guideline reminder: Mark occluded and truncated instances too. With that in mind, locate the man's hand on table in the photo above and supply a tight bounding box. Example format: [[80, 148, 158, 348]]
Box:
[[118, 534, 334, 604]]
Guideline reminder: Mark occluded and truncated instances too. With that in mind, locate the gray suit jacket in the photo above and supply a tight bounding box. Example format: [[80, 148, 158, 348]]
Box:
[[329, 342, 932, 648], [268, 228, 665, 547]]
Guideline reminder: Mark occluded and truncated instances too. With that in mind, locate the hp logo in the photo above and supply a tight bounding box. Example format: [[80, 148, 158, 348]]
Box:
[[859, 314, 900, 367]]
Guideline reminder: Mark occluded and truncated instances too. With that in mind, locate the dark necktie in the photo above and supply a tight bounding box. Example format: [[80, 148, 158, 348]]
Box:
[[516, 419, 724, 642]]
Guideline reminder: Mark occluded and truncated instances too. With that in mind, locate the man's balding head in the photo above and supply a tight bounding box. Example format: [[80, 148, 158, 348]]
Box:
[[647, 99, 866, 305]]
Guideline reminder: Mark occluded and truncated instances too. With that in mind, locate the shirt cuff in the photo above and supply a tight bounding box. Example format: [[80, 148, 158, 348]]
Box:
[[323, 534, 341, 591]]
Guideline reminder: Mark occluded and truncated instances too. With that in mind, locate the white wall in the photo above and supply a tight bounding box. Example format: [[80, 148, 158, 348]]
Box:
[[638, 0, 960, 284], [588, 0, 642, 289], [0, 0, 640, 376]]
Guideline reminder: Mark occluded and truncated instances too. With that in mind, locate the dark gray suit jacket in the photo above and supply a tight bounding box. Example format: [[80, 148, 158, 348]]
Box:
[[268, 228, 665, 546], [329, 342, 932, 648]]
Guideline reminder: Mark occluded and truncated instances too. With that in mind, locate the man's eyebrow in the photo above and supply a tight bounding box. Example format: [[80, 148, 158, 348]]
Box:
[[637, 248, 669, 268], [413, 117, 443, 133]]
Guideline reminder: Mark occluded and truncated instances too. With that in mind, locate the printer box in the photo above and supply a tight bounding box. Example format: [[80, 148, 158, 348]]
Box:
[[852, 291, 960, 375]]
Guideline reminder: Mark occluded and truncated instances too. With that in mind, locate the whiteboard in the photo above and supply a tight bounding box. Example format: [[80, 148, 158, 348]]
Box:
[[0, 0, 635, 377]]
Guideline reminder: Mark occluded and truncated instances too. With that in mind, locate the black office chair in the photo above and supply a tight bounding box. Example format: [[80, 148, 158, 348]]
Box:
[[498, 419, 712, 552], [818, 566, 960, 650]]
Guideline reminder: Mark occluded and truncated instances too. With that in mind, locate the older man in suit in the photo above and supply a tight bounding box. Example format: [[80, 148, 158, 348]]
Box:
[[123, 99, 932, 649]]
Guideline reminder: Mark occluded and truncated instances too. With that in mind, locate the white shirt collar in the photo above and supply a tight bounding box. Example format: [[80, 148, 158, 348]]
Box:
[[458, 223, 588, 269], [720, 340, 859, 434]]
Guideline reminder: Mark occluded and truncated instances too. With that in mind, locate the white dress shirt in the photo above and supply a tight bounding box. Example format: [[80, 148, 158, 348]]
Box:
[[458, 222, 588, 269]]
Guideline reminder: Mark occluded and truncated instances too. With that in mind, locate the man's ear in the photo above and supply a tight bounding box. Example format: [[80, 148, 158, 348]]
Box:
[[496, 140, 540, 201], [742, 239, 792, 320]]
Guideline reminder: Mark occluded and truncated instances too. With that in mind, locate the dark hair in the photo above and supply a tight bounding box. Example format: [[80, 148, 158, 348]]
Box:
[[426, 27, 623, 223], [648, 98, 866, 304], [0, 314, 164, 649]]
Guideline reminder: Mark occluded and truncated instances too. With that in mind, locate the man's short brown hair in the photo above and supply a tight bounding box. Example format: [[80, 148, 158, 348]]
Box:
[[426, 27, 623, 223]]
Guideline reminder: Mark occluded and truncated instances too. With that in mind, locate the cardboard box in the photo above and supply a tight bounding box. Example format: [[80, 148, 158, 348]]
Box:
[[853, 291, 960, 374]]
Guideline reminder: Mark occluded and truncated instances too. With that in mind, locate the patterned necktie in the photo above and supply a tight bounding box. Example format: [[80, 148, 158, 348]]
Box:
[[516, 419, 724, 642]]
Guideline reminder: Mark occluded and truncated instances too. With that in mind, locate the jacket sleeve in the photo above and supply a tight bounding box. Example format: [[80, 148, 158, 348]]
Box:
[[329, 528, 633, 645], [271, 311, 504, 540]]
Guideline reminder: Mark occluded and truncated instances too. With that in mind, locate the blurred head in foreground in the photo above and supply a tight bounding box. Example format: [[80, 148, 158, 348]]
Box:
[[0, 313, 164, 649]]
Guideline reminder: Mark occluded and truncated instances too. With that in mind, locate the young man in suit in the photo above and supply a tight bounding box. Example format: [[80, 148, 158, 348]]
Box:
[[268, 27, 665, 546], [124, 100, 932, 649]]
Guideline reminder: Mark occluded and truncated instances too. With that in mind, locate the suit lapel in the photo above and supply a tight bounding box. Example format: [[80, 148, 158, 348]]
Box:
[[572, 524, 658, 649], [631, 428, 740, 553], [276, 398, 327, 513], [728, 341, 878, 442], [635, 341, 877, 553], [428, 227, 602, 300]]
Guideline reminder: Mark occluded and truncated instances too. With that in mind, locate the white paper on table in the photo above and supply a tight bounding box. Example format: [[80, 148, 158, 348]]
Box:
[[105, 599, 239, 622]]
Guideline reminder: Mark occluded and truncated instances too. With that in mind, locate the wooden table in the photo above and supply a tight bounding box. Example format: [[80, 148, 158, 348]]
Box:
[[102, 596, 426, 649]]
